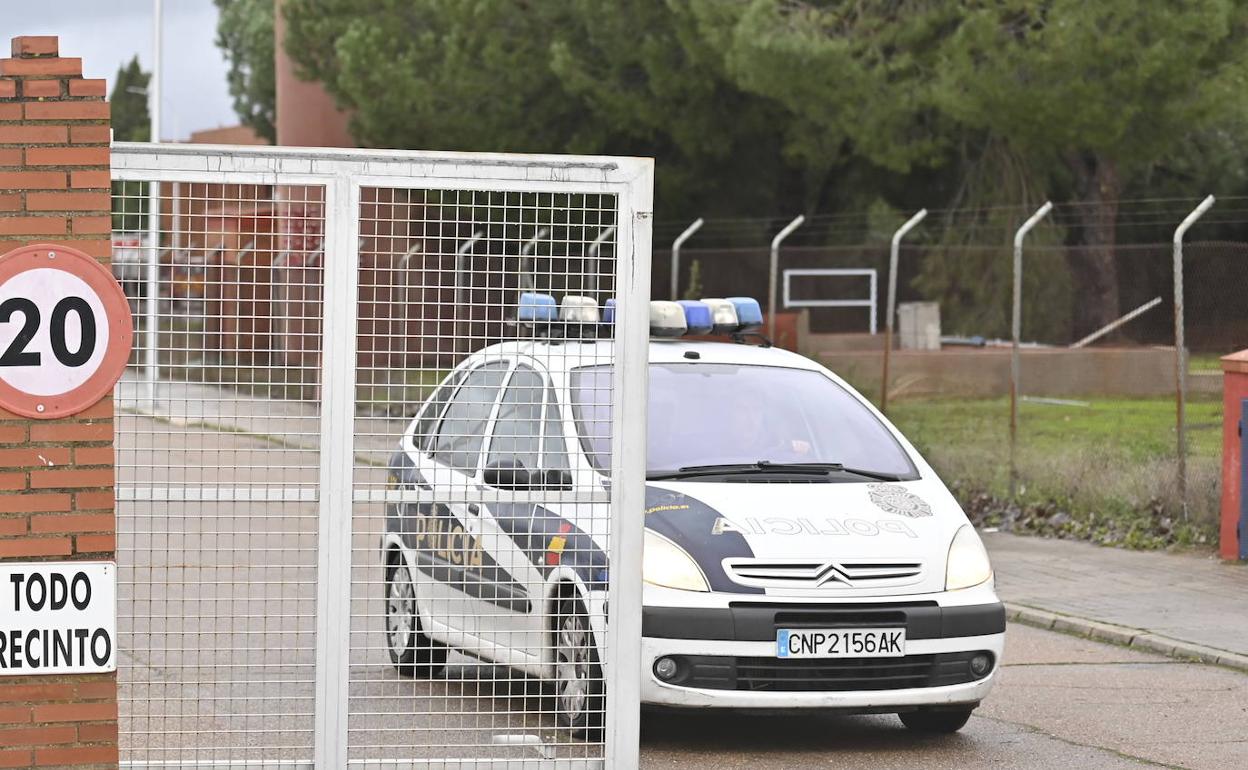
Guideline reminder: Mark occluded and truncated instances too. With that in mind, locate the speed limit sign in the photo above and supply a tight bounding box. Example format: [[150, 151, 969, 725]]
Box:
[[0, 243, 133, 419]]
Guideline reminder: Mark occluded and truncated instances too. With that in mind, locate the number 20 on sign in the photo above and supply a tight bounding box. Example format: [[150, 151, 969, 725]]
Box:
[[0, 243, 133, 418]]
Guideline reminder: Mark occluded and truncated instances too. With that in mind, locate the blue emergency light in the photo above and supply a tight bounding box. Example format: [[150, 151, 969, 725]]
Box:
[[677, 300, 713, 335], [603, 299, 617, 325], [518, 292, 557, 322], [728, 297, 763, 332]]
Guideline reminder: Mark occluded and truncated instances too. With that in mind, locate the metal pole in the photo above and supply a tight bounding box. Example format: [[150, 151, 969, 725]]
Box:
[[768, 215, 805, 335], [670, 217, 703, 300], [881, 209, 927, 412], [143, 0, 163, 408], [519, 226, 549, 295], [453, 231, 483, 356], [1173, 194, 1215, 519], [144, 201, 160, 408], [151, 0, 161, 144], [1010, 201, 1053, 499], [1070, 296, 1163, 349], [312, 173, 360, 770], [587, 225, 616, 299]]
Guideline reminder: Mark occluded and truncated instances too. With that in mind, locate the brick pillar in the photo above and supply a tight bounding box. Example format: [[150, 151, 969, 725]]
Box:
[[0, 36, 118, 769]]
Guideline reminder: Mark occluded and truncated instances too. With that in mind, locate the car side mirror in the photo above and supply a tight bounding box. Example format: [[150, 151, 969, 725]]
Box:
[[483, 459, 534, 490]]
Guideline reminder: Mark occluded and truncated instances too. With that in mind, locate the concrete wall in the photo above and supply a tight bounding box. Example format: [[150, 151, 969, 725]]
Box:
[[816, 346, 1197, 400]]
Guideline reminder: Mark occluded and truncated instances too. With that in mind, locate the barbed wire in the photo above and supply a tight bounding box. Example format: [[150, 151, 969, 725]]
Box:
[[653, 195, 1248, 245]]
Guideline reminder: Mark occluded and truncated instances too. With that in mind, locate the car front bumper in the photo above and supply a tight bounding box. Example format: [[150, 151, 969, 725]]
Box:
[[638, 583, 1005, 710]]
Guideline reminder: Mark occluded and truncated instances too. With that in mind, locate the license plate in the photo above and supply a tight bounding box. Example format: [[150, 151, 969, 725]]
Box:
[[776, 628, 906, 658]]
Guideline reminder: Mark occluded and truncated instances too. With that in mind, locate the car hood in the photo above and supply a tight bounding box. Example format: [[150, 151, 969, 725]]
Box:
[[643, 477, 968, 597]]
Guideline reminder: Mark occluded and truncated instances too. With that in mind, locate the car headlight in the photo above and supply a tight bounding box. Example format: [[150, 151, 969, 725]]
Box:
[[643, 530, 709, 592], [945, 525, 992, 591]]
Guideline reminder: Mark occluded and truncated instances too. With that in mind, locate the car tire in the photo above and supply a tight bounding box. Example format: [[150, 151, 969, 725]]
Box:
[[898, 707, 974, 733], [385, 560, 447, 678], [551, 596, 604, 735]]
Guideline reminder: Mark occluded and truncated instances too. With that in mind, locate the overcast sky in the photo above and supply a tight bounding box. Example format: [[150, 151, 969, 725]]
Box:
[[4, 0, 237, 140]]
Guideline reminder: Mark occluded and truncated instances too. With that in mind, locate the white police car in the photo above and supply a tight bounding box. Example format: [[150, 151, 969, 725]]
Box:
[[381, 295, 1003, 734]]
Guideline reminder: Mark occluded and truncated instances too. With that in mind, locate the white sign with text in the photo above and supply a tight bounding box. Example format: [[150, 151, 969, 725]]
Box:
[[0, 561, 116, 675]]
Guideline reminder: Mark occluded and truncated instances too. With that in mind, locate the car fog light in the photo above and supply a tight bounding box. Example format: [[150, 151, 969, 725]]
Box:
[[970, 653, 993, 677], [654, 657, 679, 681]]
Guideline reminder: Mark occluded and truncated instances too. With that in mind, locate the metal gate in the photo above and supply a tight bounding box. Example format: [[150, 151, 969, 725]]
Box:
[[110, 143, 652, 768]]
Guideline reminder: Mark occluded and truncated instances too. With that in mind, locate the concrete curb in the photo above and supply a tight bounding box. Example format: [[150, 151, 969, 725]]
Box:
[[1004, 602, 1248, 674]]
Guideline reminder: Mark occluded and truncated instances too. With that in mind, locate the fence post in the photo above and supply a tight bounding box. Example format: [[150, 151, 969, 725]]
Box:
[[881, 209, 926, 412], [1010, 201, 1053, 499], [1173, 194, 1215, 519], [768, 215, 805, 335], [143, 187, 159, 408], [669, 217, 703, 300], [452, 231, 482, 356], [518, 226, 548, 296], [587, 225, 616, 300], [312, 171, 360, 770]]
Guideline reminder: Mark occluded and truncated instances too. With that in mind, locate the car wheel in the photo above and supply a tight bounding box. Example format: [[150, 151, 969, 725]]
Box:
[[385, 560, 447, 678], [898, 707, 974, 733], [551, 596, 604, 734]]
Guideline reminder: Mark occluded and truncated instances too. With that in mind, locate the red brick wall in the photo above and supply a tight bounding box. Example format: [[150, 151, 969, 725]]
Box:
[[0, 35, 118, 770]]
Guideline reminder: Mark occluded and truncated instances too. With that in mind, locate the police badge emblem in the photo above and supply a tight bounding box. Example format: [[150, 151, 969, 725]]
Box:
[[867, 483, 933, 518]]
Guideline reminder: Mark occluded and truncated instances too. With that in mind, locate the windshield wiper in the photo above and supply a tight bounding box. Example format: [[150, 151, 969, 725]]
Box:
[[646, 461, 903, 482], [756, 461, 904, 482]]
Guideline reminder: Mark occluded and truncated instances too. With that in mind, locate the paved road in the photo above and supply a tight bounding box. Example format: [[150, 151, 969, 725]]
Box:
[[115, 412, 1248, 767], [642, 622, 1248, 769]]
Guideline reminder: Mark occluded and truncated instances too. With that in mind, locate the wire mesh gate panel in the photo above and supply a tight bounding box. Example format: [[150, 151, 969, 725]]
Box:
[[111, 144, 653, 769]]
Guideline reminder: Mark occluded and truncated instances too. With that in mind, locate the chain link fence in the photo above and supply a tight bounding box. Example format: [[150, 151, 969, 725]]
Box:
[[657, 203, 1245, 549]]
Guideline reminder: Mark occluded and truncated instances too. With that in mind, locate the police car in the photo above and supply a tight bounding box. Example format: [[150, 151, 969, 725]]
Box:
[[381, 295, 1004, 734]]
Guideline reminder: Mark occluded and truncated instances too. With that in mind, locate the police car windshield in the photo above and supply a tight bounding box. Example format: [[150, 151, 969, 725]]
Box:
[[570, 363, 918, 480]]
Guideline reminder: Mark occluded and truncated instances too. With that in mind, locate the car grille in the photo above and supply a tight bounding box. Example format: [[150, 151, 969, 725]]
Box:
[[664, 651, 992, 692], [723, 558, 923, 590]]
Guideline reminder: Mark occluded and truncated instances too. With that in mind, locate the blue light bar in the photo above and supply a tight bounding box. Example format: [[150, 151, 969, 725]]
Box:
[[728, 297, 763, 332], [603, 298, 617, 324], [518, 292, 557, 322], [677, 300, 713, 336]]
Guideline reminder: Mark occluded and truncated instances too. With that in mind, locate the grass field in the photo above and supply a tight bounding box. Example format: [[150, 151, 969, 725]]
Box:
[[888, 396, 1222, 547], [1187, 352, 1228, 372]]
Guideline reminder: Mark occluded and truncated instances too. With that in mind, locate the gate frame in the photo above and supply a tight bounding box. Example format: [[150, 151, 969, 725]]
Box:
[[111, 142, 654, 769]]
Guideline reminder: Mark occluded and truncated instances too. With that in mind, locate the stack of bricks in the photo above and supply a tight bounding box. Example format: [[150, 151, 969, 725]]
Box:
[[0, 36, 119, 769]]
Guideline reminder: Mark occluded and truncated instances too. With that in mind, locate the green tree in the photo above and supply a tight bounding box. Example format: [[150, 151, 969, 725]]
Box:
[[110, 57, 150, 231], [705, 0, 1248, 333], [280, 0, 804, 223], [215, 0, 276, 143], [110, 56, 149, 142], [271, 0, 1248, 337], [682, 259, 704, 301]]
